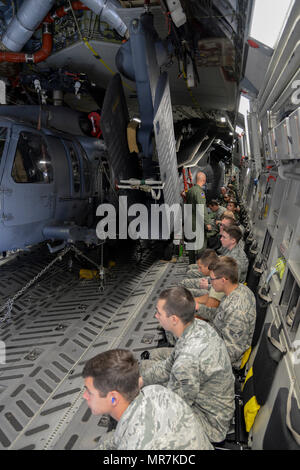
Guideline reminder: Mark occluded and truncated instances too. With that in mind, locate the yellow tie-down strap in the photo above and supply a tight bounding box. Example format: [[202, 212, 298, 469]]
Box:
[[240, 347, 252, 369], [242, 366, 261, 433], [79, 269, 99, 280], [244, 395, 261, 433]]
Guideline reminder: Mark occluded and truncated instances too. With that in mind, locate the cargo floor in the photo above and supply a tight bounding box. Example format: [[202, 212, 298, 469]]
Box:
[[0, 244, 188, 450]]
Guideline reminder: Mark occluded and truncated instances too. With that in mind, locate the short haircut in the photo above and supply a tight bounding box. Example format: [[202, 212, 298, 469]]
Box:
[[208, 256, 238, 284], [220, 214, 237, 225], [196, 171, 206, 183], [207, 199, 219, 207], [222, 225, 242, 243], [82, 349, 140, 402], [227, 199, 237, 207], [159, 286, 195, 324], [196, 249, 218, 266]]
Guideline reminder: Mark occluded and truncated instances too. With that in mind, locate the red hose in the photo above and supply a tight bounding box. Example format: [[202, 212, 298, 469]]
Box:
[[44, 1, 89, 23], [0, 23, 52, 63], [0, 1, 90, 64]]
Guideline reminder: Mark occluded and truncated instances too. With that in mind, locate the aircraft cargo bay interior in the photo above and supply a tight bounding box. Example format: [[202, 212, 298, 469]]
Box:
[[0, 0, 299, 452]]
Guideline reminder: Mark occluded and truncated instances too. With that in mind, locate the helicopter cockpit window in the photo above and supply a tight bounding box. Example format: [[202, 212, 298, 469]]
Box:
[[11, 132, 53, 184], [0, 127, 7, 165]]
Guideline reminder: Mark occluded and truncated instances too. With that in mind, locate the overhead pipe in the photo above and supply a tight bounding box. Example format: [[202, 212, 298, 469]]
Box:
[[0, 22, 52, 64], [43, 1, 90, 24], [82, 0, 128, 38], [1, 0, 56, 52], [0, 0, 128, 64]]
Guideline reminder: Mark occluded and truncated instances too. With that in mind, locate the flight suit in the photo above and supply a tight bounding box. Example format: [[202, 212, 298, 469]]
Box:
[[198, 283, 256, 369], [140, 319, 235, 443], [185, 184, 210, 264], [97, 384, 213, 450]]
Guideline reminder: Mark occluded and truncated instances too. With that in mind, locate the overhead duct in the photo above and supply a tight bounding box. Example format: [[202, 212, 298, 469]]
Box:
[[83, 0, 128, 38], [0, 23, 53, 65], [0, 0, 128, 61], [1, 0, 56, 52]]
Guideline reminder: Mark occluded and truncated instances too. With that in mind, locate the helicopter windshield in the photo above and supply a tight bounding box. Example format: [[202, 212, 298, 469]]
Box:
[[11, 131, 53, 184]]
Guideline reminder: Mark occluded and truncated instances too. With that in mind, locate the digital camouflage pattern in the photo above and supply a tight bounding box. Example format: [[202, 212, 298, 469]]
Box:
[[97, 385, 214, 450], [213, 205, 226, 222], [198, 283, 256, 369], [165, 330, 177, 346], [180, 277, 225, 301], [218, 244, 249, 282], [183, 266, 203, 277], [140, 319, 235, 443], [179, 275, 208, 296]]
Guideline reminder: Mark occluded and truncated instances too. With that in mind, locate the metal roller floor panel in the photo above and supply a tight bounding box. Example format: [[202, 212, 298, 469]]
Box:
[[0, 245, 188, 450]]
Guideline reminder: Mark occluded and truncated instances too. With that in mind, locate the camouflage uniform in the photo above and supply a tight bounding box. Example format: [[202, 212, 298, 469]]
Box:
[[147, 346, 174, 362], [196, 303, 218, 320], [184, 266, 203, 277], [198, 284, 256, 369], [218, 244, 248, 282], [217, 194, 228, 206], [140, 319, 235, 443], [218, 239, 245, 254], [180, 277, 225, 303], [213, 205, 226, 223], [185, 237, 247, 279], [180, 275, 208, 296], [195, 286, 225, 302], [97, 384, 213, 450]]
